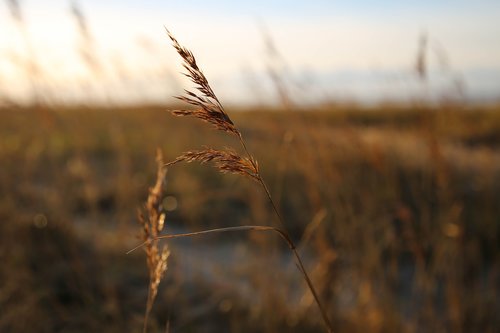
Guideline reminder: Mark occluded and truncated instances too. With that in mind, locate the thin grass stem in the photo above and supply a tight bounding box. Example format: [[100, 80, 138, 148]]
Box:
[[128, 225, 293, 255], [238, 123, 334, 333]]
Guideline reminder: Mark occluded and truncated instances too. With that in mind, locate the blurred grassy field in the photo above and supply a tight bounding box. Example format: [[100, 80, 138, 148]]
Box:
[[0, 104, 499, 332]]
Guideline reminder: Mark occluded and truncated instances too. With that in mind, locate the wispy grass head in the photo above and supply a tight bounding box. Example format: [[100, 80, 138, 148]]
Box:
[[160, 29, 333, 333], [166, 28, 239, 135], [137, 149, 170, 332], [166, 147, 259, 182]]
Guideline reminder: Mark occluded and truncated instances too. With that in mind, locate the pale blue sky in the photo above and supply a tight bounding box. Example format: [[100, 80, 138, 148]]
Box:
[[72, 0, 500, 15], [1, 0, 499, 104], [69, 0, 500, 19]]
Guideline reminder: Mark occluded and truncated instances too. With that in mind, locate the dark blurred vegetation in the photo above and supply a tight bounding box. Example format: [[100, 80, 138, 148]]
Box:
[[0, 104, 499, 332]]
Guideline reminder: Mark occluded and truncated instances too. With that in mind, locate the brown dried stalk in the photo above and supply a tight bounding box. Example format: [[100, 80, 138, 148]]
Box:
[[166, 148, 259, 182], [137, 149, 170, 333], [164, 30, 333, 333], [127, 225, 294, 255], [166, 28, 239, 135]]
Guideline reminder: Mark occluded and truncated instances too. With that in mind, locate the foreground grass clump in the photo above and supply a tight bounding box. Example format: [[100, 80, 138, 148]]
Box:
[[133, 29, 332, 332]]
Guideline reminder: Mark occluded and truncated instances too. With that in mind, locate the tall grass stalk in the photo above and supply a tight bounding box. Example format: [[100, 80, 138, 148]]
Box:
[[137, 149, 170, 333], [164, 29, 334, 333], [131, 29, 334, 333]]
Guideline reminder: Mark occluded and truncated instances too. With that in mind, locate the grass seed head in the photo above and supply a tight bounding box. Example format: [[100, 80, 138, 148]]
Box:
[[166, 148, 259, 182], [166, 28, 239, 135]]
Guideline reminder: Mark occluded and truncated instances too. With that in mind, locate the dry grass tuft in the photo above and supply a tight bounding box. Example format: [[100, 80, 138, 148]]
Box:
[[137, 149, 170, 333], [162, 29, 334, 333], [166, 28, 239, 135], [166, 147, 259, 182]]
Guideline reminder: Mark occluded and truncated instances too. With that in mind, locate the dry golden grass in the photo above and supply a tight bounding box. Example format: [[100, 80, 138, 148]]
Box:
[[1, 13, 499, 330], [167, 29, 239, 135], [132, 29, 335, 333], [1, 103, 499, 332], [137, 149, 170, 333], [166, 148, 260, 182]]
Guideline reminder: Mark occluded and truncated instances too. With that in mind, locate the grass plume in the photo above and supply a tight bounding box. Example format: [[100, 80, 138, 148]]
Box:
[[166, 147, 259, 182], [166, 28, 239, 135], [164, 29, 334, 333], [137, 149, 170, 333]]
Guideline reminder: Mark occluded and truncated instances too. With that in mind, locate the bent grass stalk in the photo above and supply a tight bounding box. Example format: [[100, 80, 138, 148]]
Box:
[[165, 28, 333, 333], [129, 223, 333, 332], [131, 29, 333, 333], [127, 225, 293, 255]]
